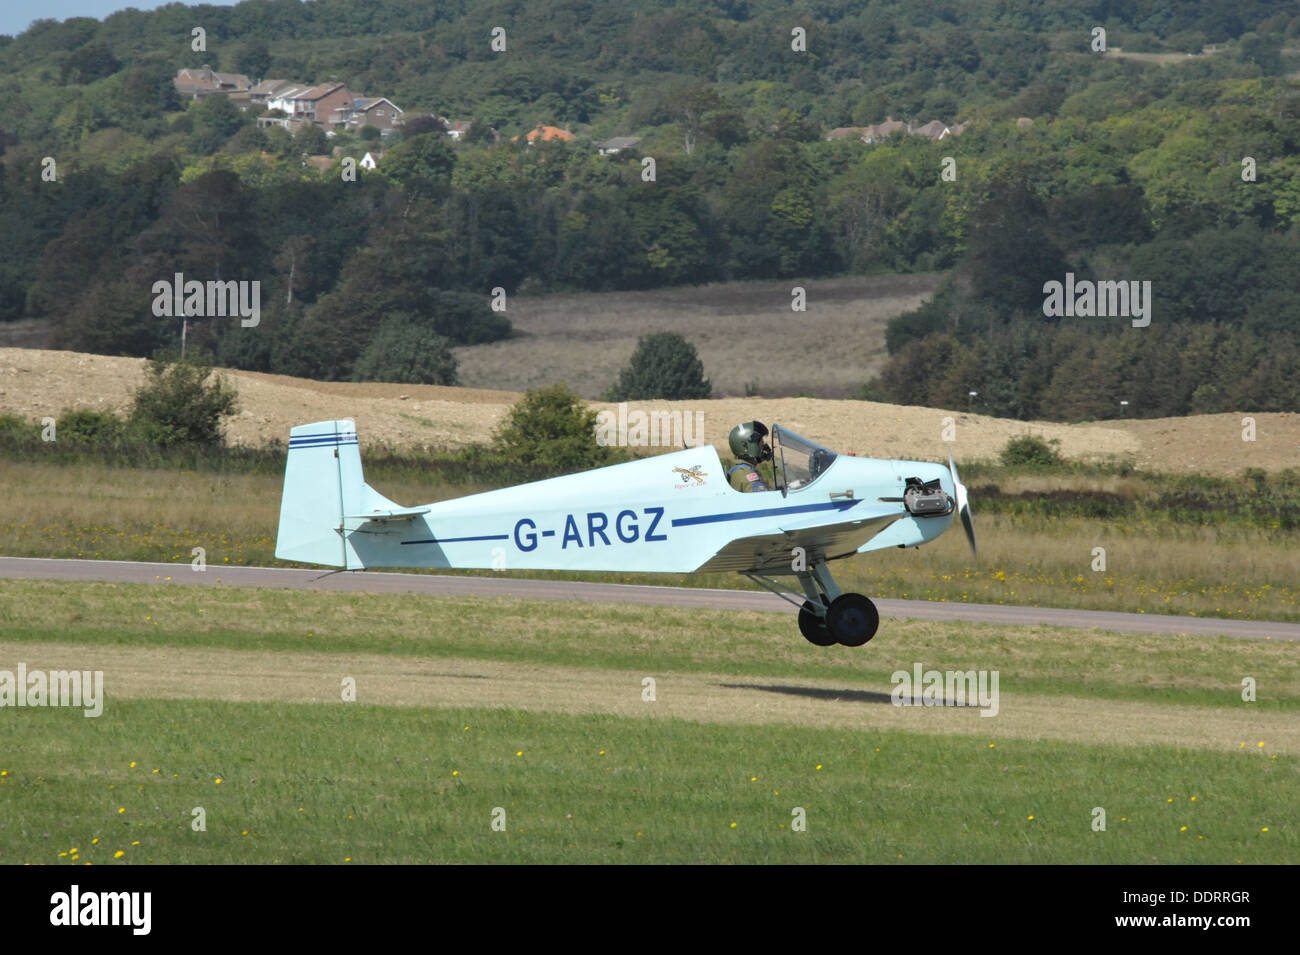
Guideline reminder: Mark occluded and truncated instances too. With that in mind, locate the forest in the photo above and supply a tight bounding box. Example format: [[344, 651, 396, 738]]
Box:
[[0, 0, 1296, 419]]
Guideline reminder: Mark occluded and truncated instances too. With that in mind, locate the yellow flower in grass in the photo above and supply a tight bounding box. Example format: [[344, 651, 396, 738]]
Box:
[[114, 850, 124, 859]]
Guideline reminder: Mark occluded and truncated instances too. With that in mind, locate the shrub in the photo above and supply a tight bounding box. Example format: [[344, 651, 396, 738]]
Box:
[[1000, 434, 1064, 467], [0, 413, 36, 443], [57, 408, 128, 444], [128, 358, 239, 447], [491, 383, 620, 476]]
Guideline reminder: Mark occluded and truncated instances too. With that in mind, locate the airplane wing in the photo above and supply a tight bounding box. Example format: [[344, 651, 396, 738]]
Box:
[[692, 505, 903, 573]]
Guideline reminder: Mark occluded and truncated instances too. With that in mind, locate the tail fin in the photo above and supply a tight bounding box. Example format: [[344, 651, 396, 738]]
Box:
[[275, 419, 371, 568]]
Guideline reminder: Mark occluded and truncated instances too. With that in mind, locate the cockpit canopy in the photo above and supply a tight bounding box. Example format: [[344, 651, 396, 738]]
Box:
[[770, 425, 837, 492]]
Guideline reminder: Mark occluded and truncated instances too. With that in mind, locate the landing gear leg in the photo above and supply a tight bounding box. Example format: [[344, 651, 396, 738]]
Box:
[[792, 569, 834, 645], [744, 560, 880, 647]]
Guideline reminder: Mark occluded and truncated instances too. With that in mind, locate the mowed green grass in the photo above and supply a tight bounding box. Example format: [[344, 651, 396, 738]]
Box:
[[2, 580, 1298, 709], [1, 700, 1293, 865], [0, 580, 1296, 864]]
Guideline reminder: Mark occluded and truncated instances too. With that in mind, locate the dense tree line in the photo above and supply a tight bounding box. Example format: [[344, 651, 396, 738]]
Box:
[[0, 1, 1296, 410]]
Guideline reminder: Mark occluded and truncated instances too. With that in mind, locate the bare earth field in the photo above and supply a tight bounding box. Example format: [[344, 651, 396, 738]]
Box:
[[451, 274, 942, 398], [2, 347, 1298, 474]]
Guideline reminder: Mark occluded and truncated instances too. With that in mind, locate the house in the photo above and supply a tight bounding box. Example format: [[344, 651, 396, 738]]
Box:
[[861, 118, 907, 143], [446, 120, 474, 140], [249, 79, 299, 105], [330, 97, 404, 131], [173, 66, 252, 99], [1015, 117, 1034, 129], [302, 155, 334, 173], [360, 151, 384, 170], [913, 119, 950, 140], [266, 85, 311, 114], [826, 126, 867, 141], [283, 83, 356, 127], [855, 118, 968, 144], [595, 136, 642, 155], [512, 123, 575, 144]]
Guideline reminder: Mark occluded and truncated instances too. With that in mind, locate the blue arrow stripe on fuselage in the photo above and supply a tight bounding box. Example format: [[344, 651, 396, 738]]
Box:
[[397, 501, 861, 548], [671, 499, 861, 527]]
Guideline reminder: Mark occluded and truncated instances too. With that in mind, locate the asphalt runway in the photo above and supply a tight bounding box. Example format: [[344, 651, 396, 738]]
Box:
[[2, 556, 1297, 641]]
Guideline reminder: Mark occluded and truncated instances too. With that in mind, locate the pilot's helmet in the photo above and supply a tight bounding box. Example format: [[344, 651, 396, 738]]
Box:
[[728, 421, 771, 463]]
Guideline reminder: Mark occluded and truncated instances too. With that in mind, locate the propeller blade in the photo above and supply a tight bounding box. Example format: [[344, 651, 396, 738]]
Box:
[[947, 447, 977, 555]]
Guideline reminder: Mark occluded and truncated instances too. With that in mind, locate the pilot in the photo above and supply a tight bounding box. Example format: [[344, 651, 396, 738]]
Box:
[[727, 421, 773, 492]]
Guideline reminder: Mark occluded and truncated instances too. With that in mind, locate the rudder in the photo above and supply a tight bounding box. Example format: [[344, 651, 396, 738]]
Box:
[[275, 419, 364, 568]]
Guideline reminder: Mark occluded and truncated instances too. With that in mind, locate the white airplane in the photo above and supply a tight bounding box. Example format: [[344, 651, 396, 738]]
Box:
[[275, 419, 975, 647]]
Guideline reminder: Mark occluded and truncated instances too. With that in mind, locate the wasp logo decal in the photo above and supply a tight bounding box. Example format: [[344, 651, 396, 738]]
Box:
[[672, 466, 707, 486]]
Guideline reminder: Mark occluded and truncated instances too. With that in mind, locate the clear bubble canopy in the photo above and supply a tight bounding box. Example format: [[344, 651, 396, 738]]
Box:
[[770, 425, 837, 491]]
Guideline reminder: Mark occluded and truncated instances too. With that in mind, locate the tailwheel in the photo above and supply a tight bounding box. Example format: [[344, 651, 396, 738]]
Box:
[[826, 593, 879, 647], [798, 600, 836, 646]]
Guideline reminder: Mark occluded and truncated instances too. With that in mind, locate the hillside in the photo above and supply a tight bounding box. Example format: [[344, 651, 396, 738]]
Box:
[[452, 273, 940, 398], [5, 348, 1296, 475]]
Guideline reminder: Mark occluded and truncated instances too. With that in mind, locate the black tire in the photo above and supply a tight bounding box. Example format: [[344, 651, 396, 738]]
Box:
[[798, 600, 837, 646], [826, 593, 879, 647]]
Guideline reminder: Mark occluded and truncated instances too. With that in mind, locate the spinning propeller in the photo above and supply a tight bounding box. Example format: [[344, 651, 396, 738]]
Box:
[[947, 447, 977, 555]]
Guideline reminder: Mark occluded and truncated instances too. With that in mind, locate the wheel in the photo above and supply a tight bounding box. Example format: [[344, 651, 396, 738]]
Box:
[[798, 600, 837, 646], [826, 593, 879, 647]]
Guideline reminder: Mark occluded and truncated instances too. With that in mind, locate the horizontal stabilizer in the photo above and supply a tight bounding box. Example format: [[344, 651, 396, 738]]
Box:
[[344, 506, 431, 523]]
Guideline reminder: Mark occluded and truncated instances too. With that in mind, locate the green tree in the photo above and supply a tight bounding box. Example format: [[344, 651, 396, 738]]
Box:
[[128, 358, 239, 446], [491, 383, 616, 476], [605, 332, 711, 401], [235, 37, 271, 80], [188, 95, 249, 154], [61, 43, 120, 84], [382, 133, 457, 201], [292, 123, 329, 157], [351, 318, 458, 385]]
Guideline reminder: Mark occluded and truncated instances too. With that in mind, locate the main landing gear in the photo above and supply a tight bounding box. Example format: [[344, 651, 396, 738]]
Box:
[[744, 560, 880, 648]]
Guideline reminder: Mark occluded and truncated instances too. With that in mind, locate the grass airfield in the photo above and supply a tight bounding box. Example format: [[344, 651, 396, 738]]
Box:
[[1, 581, 1294, 864]]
